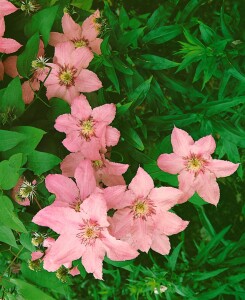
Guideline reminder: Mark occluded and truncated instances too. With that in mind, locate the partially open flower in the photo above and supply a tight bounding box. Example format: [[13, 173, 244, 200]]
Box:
[[12, 177, 37, 206]]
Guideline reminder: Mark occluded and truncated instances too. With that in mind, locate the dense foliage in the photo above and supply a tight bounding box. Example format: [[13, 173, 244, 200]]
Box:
[[0, 0, 244, 299]]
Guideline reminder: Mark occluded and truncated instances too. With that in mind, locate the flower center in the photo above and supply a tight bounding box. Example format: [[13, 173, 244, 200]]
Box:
[[17, 180, 36, 201], [59, 66, 76, 87], [80, 118, 95, 141], [131, 198, 156, 220], [73, 39, 87, 48], [92, 159, 104, 170], [77, 220, 101, 245], [186, 154, 206, 173]]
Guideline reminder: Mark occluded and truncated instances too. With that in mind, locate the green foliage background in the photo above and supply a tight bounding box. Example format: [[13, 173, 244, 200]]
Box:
[[0, 0, 244, 299]]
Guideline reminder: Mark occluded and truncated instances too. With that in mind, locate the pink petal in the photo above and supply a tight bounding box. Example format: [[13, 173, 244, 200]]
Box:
[[62, 13, 82, 41], [171, 127, 194, 157], [148, 187, 183, 210], [0, 0, 18, 17], [109, 208, 133, 239], [74, 159, 96, 200], [207, 159, 239, 178], [195, 171, 220, 206], [61, 152, 84, 177], [49, 32, 69, 46], [178, 170, 195, 203], [151, 234, 171, 255], [75, 69, 102, 93], [71, 95, 92, 119], [103, 185, 129, 210], [0, 17, 4, 36], [92, 103, 116, 124], [104, 160, 129, 175], [81, 241, 105, 279], [62, 131, 84, 153], [3, 55, 18, 77], [54, 114, 78, 134], [81, 10, 100, 41], [89, 38, 102, 55], [45, 83, 67, 101], [78, 137, 102, 160], [45, 174, 79, 205], [102, 174, 126, 187], [102, 230, 139, 261], [53, 42, 75, 66], [105, 126, 120, 147], [43, 237, 55, 248], [31, 251, 43, 261], [44, 233, 85, 272], [0, 37, 22, 54], [156, 211, 189, 235], [128, 167, 154, 198], [22, 80, 40, 104], [191, 135, 216, 155], [131, 218, 154, 252], [157, 153, 185, 174], [69, 266, 80, 276], [72, 46, 93, 69]]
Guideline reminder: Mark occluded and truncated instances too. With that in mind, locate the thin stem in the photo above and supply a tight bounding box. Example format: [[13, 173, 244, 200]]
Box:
[[1, 246, 24, 277], [34, 197, 42, 210]]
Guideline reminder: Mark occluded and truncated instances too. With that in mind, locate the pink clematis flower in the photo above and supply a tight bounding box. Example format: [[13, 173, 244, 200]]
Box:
[[61, 152, 128, 187], [0, 0, 18, 17], [55, 95, 120, 160], [3, 40, 47, 103], [107, 167, 188, 254], [49, 12, 103, 55], [157, 127, 239, 206], [0, 17, 22, 54], [43, 42, 102, 104], [11, 177, 37, 206], [33, 192, 138, 279]]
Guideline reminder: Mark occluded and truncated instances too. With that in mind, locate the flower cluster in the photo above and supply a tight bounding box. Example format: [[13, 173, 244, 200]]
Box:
[[4, 7, 238, 281]]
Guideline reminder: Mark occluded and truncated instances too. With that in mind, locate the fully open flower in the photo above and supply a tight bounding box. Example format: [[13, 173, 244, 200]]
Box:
[[107, 167, 188, 254], [43, 42, 102, 104], [33, 192, 138, 279], [157, 127, 239, 205], [55, 95, 120, 159], [49, 12, 103, 55], [61, 152, 128, 186], [0, 17, 22, 54]]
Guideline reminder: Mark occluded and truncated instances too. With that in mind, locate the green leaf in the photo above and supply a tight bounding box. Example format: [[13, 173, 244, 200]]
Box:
[[112, 56, 134, 75], [47, 98, 70, 122], [3, 126, 46, 158], [104, 256, 134, 268], [118, 28, 144, 49], [10, 279, 55, 300], [167, 242, 183, 271], [104, 65, 120, 93], [146, 6, 165, 30], [189, 193, 207, 206], [129, 77, 152, 110], [0, 195, 27, 233], [17, 33, 40, 78], [0, 225, 18, 248], [0, 77, 25, 118], [0, 159, 21, 190], [0, 130, 26, 151], [20, 233, 36, 252], [144, 162, 178, 186], [71, 0, 93, 10], [143, 25, 182, 44], [27, 151, 61, 175], [194, 268, 228, 281], [25, 6, 59, 46], [137, 54, 179, 70], [121, 127, 144, 151]]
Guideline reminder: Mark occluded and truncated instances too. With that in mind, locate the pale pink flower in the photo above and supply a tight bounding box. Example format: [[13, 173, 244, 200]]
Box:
[[49, 12, 102, 55], [108, 167, 188, 254], [33, 193, 138, 279], [61, 152, 128, 186], [43, 42, 102, 104], [3, 40, 47, 103], [0, 17, 22, 54], [157, 127, 239, 205], [0, 0, 18, 18], [41, 159, 97, 212], [54, 95, 120, 160], [31, 251, 43, 261]]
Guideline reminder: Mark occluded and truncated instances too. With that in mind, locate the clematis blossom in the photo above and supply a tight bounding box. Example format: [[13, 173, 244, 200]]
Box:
[[61, 152, 128, 187], [0, 17, 22, 54], [49, 12, 103, 55], [157, 127, 239, 205], [108, 167, 188, 254], [43, 42, 102, 104], [55, 95, 120, 160], [33, 189, 139, 279]]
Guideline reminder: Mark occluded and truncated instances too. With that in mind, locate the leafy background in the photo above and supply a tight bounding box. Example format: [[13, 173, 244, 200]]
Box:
[[0, 0, 244, 299]]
